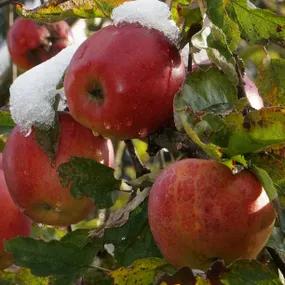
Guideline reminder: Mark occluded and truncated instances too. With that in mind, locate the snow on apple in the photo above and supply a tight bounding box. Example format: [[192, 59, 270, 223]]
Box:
[[111, 0, 180, 44], [10, 43, 80, 133]]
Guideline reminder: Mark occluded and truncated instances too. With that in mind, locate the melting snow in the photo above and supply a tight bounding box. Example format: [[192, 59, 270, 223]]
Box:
[[111, 0, 180, 44], [10, 43, 80, 132]]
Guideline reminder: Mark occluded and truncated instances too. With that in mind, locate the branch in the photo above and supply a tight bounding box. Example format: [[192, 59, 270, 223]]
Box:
[[124, 140, 150, 177], [233, 54, 247, 99], [266, 247, 285, 277], [0, 0, 13, 8]]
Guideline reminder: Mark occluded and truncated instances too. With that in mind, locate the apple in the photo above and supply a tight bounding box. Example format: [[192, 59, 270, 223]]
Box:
[[64, 23, 185, 139], [3, 112, 114, 226], [0, 169, 31, 269], [7, 18, 72, 70], [148, 159, 276, 270]]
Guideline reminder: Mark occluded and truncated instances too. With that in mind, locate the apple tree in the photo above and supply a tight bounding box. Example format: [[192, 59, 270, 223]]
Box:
[[0, 0, 285, 284]]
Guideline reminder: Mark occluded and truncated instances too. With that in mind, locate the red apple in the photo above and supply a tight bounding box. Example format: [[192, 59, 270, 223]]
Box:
[[3, 112, 114, 226], [0, 170, 31, 269], [64, 23, 185, 139], [148, 159, 276, 270], [7, 18, 71, 70]]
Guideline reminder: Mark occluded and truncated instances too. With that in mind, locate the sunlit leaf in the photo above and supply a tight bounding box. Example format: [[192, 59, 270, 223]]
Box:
[[110, 258, 167, 285], [16, 0, 127, 22]]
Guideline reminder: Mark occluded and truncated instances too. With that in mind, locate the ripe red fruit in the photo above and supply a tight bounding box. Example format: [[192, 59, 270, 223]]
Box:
[[148, 159, 276, 270], [7, 18, 71, 70], [64, 23, 185, 139], [0, 169, 31, 269], [3, 113, 114, 226]]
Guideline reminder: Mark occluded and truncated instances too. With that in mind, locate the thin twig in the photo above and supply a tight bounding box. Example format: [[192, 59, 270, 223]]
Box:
[[275, 0, 281, 15], [124, 140, 150, 177], [266, 247, 285, 277], [233, 54, 247, 99], [0, 0, 10, 8], [88, 265, 112, 272]]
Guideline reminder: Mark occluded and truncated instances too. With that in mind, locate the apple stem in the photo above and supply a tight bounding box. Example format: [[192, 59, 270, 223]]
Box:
[[124, 140, 150, 177]]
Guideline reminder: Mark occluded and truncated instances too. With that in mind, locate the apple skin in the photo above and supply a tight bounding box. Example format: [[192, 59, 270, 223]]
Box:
[[7, 18, 71, 70], [0, 170, 31, 269], [64, 23, 185, 139], [148, 159, 276, 270], [3, 113, 114, 226]]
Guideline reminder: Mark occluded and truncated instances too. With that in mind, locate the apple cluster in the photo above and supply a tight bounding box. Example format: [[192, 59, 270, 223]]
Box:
[[7, 18, 72, 70], [1, 0, 276, 272], [1, 11, 185, 268]]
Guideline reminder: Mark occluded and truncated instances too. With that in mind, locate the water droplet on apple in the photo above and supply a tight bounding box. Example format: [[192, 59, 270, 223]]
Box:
[[138, 128, 148, 138], [104, 122, 111, 130]]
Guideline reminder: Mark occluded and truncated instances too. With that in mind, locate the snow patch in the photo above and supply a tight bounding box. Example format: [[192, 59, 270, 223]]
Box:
[[10, 43, 80, 132], [111, 0, 180, 44], [0, 43, 11, 81], [71, 19, 88, 45]]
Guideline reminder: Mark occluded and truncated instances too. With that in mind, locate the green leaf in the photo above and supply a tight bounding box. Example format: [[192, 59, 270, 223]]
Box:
[[175, 110, 223, 160], [0, 268, 49, 285], [250, 164, 278, 201], [110, 258, 167, 285], [178, 67, 238, 112], [256, 58, 285, 106], [0, 111, 15, 133], [171, 1, 202, 29], [174, 67, 238, 159], [31, 224, 66, 242], [34, 119, 59, 163], [220, 260, 282, 285], [220, 107, 285, 156], [192, 25, 238, 85], [58, 157, 120, 209], [103, 200, 162, 266], [83, 268, 113, 285], [249, 152, 285, 195], [5, 230, 103, 285], [156, 267, 196, 285], [205, 0, 241, 51], [227, 0, 285, 44], [34, 95, 61, 162], [205, 0, 224, 27], [15, 0, 126, 22]]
